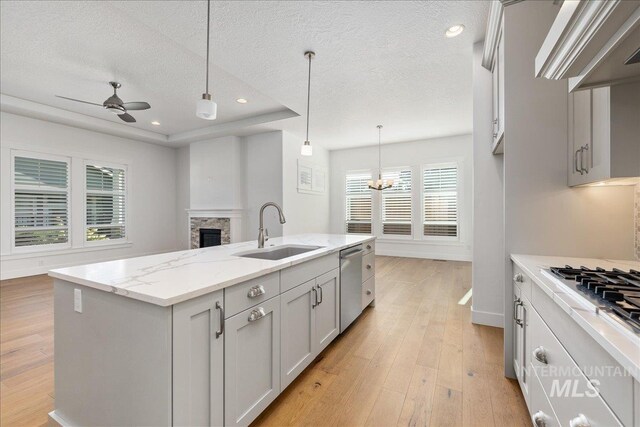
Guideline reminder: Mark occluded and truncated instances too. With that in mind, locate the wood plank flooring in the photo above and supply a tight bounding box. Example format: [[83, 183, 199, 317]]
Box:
[[0, 256, 529, 426]]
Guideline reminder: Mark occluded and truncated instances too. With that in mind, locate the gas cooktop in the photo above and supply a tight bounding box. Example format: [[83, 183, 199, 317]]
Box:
[[547, 265, 640, 333]]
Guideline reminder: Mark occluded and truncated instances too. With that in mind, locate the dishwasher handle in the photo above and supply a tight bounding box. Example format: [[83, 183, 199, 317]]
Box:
[[341, 249, 364, 259]]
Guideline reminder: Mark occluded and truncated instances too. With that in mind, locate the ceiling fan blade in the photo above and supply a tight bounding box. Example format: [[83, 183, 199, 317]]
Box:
[[122, 101, 150, 110], [118, 113, 136, 123], [55, 95, 102, 107]]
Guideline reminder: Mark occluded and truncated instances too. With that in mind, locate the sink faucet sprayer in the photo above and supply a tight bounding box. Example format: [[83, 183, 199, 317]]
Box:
[[258, 202, 286, 248]]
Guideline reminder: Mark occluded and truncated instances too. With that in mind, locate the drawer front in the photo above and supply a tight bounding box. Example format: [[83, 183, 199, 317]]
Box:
[[362, 252, 375, 282], [363, 240, 375, 255], [529, 307, 622, 427], [362, 277, 375, 310], [224, 272, 280, 318], [529, 367, 561, 427], [531, 284, 633, 426], [512, 263, 531, 302], [281, 253, 339, 293]]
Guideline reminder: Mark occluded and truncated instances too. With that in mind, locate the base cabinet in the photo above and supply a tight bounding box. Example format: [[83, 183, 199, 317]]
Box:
[[173, 290, 224, 427], [281, 269, 340, 390], [224, 296, 281, 427]]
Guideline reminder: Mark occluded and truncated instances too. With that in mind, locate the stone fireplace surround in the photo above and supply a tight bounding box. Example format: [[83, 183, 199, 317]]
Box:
[[187, 209, 243, 249]]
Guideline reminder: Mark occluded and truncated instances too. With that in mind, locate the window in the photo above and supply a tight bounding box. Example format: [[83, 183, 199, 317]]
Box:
[[345, 172, 372, 234], [85, 163, 126, 242], [13, 154, 70, 249], [423, 164, 458, 238], [381, 169, 412, 236]]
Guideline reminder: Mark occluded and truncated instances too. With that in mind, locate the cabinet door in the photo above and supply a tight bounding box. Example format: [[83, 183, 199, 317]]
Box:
[[497, 28, 505, 142], [589, 86, 611, 182], [173, 290, 224, 427], [569, 89, 592, 186], [315, 269, 340, 354], [280, 280, 316, 390], [492, 53, 499, 145], [513, 286, 524, 383], [519, 297, 530, 403], [225, 296, 281, 427]]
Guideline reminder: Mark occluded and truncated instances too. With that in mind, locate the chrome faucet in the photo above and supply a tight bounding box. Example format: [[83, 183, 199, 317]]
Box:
[[258, 202, 286, 248]]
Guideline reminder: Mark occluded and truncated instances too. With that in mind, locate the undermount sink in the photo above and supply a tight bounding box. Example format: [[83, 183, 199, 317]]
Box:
[[235, 245, 323, 260]]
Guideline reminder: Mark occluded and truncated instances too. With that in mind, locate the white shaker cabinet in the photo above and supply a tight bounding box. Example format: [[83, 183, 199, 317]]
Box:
[[281, 269, 340, 390], [225, 296, 281, 427], [173, 290, 224, 427], [512, 280, 530, 406], [568, 82, 640, 187], [489, 17, 505, 155]]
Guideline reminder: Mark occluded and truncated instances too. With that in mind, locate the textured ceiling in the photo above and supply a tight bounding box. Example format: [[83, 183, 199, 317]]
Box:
[[0, 1, 489, 149]]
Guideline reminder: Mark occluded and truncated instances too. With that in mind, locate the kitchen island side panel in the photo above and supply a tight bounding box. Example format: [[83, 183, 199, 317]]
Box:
[[53, 279, 172, 426]]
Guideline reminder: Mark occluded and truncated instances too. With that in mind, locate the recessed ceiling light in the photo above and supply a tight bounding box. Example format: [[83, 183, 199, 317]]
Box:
[[445, 24, 465, 38], [236, 98, 248, 104], [151, 121, 160, 126]]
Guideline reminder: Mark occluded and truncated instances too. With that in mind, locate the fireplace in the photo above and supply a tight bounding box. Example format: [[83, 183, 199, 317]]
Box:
[[187, 209, 242, 249], [199, 228, 222, 248]]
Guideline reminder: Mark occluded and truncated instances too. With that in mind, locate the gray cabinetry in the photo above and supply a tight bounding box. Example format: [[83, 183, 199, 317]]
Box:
[[173, 290, 224, 427], [568, 82, 640, 187], [225, 296, 281, 427], [315, 269, 340, 353]]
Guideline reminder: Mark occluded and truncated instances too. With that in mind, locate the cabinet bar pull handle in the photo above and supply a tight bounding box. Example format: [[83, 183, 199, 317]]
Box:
[[215, 301, 224, 339], [533, 346, 548, 364], [247, 285, 266, 298], [532, 411, 547, 427], [513, 297, 521, 322], [248, 307, 266, 322], [312, 287, 317, 308], [318, 285, 323, 304], [581, 144, 589, 174], [574, 148, 581, 174]]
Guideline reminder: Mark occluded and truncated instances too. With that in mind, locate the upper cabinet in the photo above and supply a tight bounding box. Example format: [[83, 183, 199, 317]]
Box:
[[536, 0, 640, 92], [483, 1, 506, 155], [568, 82, 640, 187]]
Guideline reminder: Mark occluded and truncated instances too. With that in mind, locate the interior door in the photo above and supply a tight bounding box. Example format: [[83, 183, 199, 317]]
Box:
[[225, 296, 281, 427], [315, 269, 340, 354], [280, 279, 316, 390]]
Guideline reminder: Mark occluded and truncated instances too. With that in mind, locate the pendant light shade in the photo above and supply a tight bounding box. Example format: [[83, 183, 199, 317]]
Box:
[[368, 125, 393, 190], [301, 51, 315, 156], [196, 0, 217, 120]]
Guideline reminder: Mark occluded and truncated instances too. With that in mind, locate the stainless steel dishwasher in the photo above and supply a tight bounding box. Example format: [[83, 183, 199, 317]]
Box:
[[340, 244, 364, 332]]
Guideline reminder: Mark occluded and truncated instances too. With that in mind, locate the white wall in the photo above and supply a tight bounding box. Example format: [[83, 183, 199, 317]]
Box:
[[330, 135, 473, 261], [472, 41, 505, 328], [243, 131, 283, 240], [282, 131, 331, 235], [175, 145, 190, 249], [0, 112, 179, 279], [500, 1, 636, 377], [189, 136, 245, 209]]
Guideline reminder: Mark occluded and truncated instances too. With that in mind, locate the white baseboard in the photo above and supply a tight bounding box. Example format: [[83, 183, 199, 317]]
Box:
[[375, 247, 472, 262], [471, 307, 504, 328]]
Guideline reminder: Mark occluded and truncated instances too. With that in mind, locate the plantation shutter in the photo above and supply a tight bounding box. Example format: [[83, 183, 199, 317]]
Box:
[[381, 169, 412, 236], [345, 172, 372, 234], [86, 164, 126, 241], [423, 165, 458, 238], [13, 156, 70, 247]]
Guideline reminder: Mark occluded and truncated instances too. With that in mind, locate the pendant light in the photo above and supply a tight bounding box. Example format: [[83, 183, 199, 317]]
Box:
[[301, 51, 315, 156], [368, 125, 394, 190], [196, 0, 217, 120]]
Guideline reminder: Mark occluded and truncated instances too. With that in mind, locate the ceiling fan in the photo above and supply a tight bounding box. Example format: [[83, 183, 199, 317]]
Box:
[[56, 81, 150, 123]]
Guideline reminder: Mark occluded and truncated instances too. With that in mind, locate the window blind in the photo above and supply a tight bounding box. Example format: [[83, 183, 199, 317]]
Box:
[[381, 169, 412, 236], [86, 164, 126, 241], [345, 172, 372, 234], [423, 165, 458, 238], [13, 156, 70, 247]]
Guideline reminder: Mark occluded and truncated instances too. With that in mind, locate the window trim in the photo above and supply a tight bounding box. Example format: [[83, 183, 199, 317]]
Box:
[[10, 150, 72, 254], [380, 167, 413, 240], [345, 170, 373, 235], [421, 161, 461, 242], [83, 159, 129, 246]]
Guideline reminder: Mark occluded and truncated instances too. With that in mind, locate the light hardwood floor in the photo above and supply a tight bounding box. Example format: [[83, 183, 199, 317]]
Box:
[[0, 256, 529, 426]]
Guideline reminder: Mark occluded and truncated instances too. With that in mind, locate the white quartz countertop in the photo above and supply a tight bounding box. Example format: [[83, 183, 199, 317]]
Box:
[[49, 234, 374, 307], [511, 254, 640, 382]]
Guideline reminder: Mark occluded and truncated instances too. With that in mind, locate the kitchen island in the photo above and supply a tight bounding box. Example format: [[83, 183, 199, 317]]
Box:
[[48, 234, 376, 427]]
